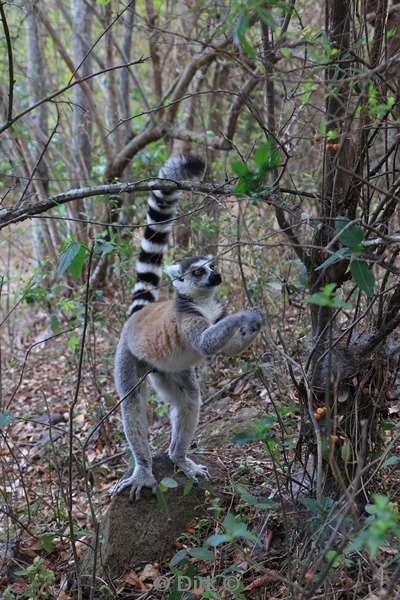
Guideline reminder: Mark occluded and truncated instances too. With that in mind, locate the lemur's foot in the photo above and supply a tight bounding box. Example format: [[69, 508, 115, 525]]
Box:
[[113, 465, 157, 502], [170, 455, 210, 481]]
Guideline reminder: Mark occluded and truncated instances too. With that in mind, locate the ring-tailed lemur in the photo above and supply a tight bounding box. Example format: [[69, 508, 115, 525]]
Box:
[[114, 155, 265, 501]]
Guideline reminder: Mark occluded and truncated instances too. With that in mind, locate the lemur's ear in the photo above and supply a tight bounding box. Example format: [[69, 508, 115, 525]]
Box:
[[164, 264, 182, 281]]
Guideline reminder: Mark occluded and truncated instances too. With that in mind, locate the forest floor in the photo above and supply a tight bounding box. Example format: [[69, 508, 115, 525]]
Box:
[[1, 294, 295, 598], [1, 278, 400, 599]]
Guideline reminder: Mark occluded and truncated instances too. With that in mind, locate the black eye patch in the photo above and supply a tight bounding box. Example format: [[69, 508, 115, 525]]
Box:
[[192, 268, 205, 277]]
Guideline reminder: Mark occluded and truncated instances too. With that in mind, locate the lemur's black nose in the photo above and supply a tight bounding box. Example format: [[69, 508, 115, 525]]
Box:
[[208, 272, 222, 286]]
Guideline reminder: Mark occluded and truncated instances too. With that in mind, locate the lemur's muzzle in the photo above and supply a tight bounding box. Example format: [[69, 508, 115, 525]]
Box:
[[208, 272, 222, 286]]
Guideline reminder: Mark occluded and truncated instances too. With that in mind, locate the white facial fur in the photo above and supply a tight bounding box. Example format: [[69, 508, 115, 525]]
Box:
[[163, 264, 181, 281], [164, 256, 219, 299]]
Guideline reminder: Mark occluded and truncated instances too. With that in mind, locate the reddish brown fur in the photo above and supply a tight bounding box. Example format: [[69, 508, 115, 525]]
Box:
[[126, 301, 179, 361], [125, 300, 209, 370]]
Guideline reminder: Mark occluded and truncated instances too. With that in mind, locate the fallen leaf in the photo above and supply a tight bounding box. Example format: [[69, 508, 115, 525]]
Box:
[[124, 571, 151, 591], [139, 563, 160, 581], [341, 576, 353, 589], [244, 571, 279, 591], [57, 592, 73, 600], [304, 569, 313, 581]]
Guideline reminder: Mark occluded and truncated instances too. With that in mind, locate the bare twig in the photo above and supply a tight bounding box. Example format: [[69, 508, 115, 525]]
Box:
[[67, 245, 94, 600], [0, 2, 14, 121]]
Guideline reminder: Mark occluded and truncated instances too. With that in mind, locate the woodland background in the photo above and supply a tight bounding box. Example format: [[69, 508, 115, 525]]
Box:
[[0, 0, 400, 598]]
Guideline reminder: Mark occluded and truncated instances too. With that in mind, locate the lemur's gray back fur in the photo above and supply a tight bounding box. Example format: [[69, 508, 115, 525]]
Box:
[[128, 155, 204, 316]]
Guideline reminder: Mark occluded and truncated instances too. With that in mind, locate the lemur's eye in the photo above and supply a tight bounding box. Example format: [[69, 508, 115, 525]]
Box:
[[193, 268, 205, 277]]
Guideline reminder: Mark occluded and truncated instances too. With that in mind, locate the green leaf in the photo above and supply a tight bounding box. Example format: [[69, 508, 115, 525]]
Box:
[[205, 534, 230, 547], [49, 314, 60, 335], [307, 283, 351, 309], [278, 406, 300, 416], [38, 534, 56, 554], [325, 550, 341, 568], [58, 241, 87, 279], [341, 440, 352, 464], [254, 141, 280, 170], [69, 244, 87, 279], [183, 478, 194, 496], [231, 142, 278, 196], [231, 160, 248, 176], [189, 546, 214, 561], [235, 483, 274, 510], [160, 476, 178, 489], [231, 430, 256, 445], [254, 6, 275, 27], [327, 129, 338, 141], [0, 412, 15, 429], [95, 241, 114, 255], [300, 496, 322, 514], [301, 92, 312, 104], [169, 549, 188, 567], [350, 260, 375, 297], [382, 455, 400, 468], [234, 13, 256, 59], [335, 217, 364, 248], [254, 144, 270, 168], [68, 335, 80, 351], [155, 486, 169, 512], [58, 241, 81, 274], [316, 247, 351, 271], [223, 513, 258, 543]]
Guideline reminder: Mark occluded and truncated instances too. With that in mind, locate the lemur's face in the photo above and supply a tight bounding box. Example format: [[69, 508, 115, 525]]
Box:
[[164, 256, 222, 297]]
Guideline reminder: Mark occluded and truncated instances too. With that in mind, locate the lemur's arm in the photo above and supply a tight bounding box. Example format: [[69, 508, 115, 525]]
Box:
[[183, 308, 264, 356]]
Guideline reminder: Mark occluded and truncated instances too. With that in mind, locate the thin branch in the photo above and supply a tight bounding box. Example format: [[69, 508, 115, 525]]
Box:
[[224, 73, 262, 141], [261, 20, 308, 267], [67, 245, 93, 598], [0, 178, 302, 230], [168, 126, 231, 150], [17, 107, 60, 207], [68, 0, 136, 85], [0, 2, 14, 121]]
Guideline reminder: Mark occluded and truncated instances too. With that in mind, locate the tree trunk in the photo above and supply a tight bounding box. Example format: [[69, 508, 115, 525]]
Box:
[[70, 0, 93, 238], [202, 63, 230, 256], [24, 0, 55, 262], [300, 0, 390, 503]]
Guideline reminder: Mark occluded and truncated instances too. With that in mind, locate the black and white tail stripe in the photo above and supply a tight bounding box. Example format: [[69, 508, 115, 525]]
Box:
[[128, 155, 205, 316]]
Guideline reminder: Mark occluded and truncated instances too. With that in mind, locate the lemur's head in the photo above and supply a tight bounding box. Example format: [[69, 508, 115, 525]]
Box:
[[164, 256, 221, 298]]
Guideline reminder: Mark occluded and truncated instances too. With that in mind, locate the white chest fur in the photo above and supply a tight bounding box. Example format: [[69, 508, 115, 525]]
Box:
[[194, 297, 224, 323]]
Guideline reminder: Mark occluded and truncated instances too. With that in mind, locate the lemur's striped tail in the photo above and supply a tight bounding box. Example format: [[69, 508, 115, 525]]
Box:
[[128, 155, 205, 316]]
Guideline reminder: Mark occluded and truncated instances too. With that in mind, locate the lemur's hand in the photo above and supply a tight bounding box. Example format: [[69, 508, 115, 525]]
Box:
[[220, 308, 265, 356], [241, 307, 265, 333]]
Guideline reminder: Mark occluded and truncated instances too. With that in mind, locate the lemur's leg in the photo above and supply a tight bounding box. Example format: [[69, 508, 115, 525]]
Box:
[[149, 370, 209, 480], [114, 335, 156, 501], [194, 308, 264, 356]]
